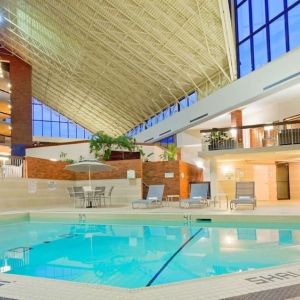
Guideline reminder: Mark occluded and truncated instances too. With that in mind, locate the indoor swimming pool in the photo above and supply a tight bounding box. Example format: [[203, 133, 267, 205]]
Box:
[[1, 219, 300, 288]]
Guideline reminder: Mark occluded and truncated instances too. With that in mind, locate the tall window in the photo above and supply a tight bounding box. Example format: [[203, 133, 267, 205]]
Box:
[[32, 98, 92, 139], [127, 90, 198, 137], [159, 135, 176, 146], [235, 0, 300, 77]]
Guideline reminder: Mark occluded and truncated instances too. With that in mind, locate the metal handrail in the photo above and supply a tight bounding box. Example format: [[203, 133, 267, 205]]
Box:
[[201, 122, 300, 152], [0, 156, 24, 178]]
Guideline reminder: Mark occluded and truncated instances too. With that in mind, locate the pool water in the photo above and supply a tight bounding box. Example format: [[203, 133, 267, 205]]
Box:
[[1, 220, 300, 288]]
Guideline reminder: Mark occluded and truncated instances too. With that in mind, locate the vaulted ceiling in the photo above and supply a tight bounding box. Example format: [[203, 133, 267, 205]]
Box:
[[0, 0, 236, 135]]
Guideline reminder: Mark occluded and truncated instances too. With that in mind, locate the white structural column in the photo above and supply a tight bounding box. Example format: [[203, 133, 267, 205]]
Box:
[[209, 158, 218, 201]]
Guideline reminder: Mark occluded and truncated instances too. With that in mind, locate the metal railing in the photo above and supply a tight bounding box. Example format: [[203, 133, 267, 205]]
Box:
[[0, 135, 11, 146], [0, 156, 24, 178], [201, 122, 300, 152]]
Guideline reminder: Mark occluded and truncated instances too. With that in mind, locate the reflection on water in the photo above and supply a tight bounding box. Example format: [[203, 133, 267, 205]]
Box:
[[0, 222, 300, 288]]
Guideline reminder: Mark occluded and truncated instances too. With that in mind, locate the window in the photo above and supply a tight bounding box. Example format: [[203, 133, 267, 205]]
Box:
[[235, 0, 300, 77], [253, 29, 268, 69], [32, 98, 92, 139], [288, 4, 300, 50], [159, 135, 176, 145], [188, 91, 198, 105], [268, 0, 284, 20], [126, 91, 197, 137], [237, 1, 250, 41], [239, 39, 252, 76], [270, 16, 287, 60], [43, 121, 51, 136], [33, 120, 42, 136], [252, 0, 266, 31], [179, 97, 188, 111]]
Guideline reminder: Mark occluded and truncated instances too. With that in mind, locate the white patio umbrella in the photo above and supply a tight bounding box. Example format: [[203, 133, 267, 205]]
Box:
[[64, 159, 113, 186]]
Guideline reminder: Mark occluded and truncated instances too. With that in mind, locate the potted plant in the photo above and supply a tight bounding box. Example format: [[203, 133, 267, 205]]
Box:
[[160, 143, 177, 161], [90, 131, 137, 161], [205, 130, 235, 150]]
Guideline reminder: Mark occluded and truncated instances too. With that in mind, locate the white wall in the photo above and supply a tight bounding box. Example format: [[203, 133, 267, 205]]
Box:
[[26, 142, 94, 161], [75, 178, 142, 206], [177, 130, 202, 147], [26, 142, 165, 162], [0, 177, 142, 211], [0, 178, 72, 211], [134, 47, 300, 143], [243, 94, 300, 125]]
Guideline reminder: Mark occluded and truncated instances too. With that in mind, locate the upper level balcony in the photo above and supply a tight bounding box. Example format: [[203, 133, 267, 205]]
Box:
[[200, 120, 300, 154]]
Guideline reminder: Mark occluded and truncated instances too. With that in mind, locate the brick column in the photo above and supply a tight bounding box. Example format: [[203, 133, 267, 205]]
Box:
[[0, 50, 32, 154], [231, 110, 243, 146]]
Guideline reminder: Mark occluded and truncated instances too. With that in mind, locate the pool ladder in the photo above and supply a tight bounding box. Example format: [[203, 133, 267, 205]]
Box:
[[78, 213, 86, 223], [183, 213, 192, 223]]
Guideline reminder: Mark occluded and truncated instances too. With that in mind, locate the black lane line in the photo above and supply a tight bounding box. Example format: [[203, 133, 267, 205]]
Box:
[[146, 228, 203, 287]]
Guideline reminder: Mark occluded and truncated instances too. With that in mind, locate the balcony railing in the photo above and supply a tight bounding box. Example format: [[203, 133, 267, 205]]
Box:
[[0, 135, 11, 146], [0, 156, 24, 178], [201, 121, 300, 152]]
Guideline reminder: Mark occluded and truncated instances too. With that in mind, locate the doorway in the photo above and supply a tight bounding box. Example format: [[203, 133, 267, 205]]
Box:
[[276, 162, 290, 200]]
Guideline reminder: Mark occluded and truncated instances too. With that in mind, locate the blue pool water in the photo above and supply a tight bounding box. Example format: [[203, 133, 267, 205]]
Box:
[[1, 220, 300, 288]]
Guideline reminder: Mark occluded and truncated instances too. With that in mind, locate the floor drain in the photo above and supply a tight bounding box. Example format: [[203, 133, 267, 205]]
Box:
[[43, 241, 51, 244]]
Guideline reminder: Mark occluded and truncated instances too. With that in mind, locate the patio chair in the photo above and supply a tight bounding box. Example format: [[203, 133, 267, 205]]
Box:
[[73, 186, 87, 208], [102, 186, 114, 207], [179, 183, 209, 208], [67, 187, 75, 205], [230, 182, 256, 210], [93, 186, 105, 207], [132, 185, 164, 208]]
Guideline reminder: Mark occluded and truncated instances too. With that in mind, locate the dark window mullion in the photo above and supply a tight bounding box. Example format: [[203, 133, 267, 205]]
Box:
[[284, 0, 290, 51], [236, 0, 248, 9], [265, 0, 271, 62], [248, 0, 255, 71], [235, 0, 241, 77]]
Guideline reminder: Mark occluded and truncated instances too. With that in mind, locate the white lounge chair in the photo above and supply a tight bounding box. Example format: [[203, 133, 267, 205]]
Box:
[[179, 183, 209, 208], [132, 185, 164, 208], [230, 182, 256, 210]]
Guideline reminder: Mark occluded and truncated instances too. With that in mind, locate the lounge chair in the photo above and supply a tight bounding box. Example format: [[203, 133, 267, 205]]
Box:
[[132, 185, 164, 208], [179, 183, 209, 208], [230, 182, 256, 210]]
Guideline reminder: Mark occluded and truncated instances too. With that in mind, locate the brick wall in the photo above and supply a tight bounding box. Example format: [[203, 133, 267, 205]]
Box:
[[25, 157, 74, 180], [25, 157, 142, 180], [142, 161, 203, 199], [179, 161, 203, 198], [74, 159, 142, 180], [142, 161, 180, 198], [0, 49, 32, 146], [25, 157, 202, 199]]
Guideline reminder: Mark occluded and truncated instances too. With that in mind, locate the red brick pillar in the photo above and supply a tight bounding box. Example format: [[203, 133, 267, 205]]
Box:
[[0, 50, 32, 155], [231, 110, 243, 146]]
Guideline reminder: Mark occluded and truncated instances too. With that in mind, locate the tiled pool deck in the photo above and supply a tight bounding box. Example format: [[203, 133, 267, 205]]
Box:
[[2, 202, 300, 300]]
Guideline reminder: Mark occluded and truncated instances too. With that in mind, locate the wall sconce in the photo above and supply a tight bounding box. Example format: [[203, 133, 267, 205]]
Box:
[[230, 128, 237, 138], [127, 169, 135, 179], [264, 125, 273, 131], [221, 165, 234, 180], [0, 156, 9, 161], [195, 159, 204, 169]]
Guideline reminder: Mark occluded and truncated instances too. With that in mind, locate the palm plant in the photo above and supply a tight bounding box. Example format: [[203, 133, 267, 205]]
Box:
[[90, 131, 137, 161]]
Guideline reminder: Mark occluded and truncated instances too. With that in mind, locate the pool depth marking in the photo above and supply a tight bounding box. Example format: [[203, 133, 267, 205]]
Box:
[[146, 227, 204, 287]]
